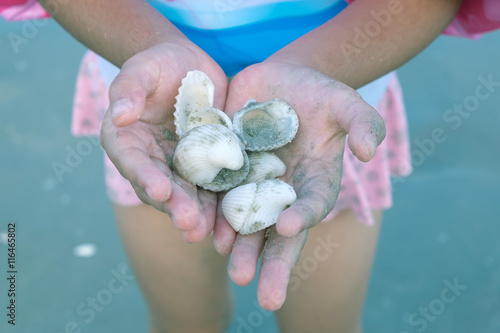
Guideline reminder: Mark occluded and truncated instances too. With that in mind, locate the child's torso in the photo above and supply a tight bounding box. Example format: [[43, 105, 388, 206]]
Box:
[[147, 0, 348, 74], [147, 0, 346, 30]]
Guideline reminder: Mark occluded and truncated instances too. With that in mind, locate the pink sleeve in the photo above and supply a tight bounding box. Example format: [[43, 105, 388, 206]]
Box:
[[443, 0, 500, 39], [0, 0, 49, 21]]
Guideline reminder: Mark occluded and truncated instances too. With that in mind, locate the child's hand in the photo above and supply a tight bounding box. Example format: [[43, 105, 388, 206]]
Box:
[[213, 60, 386, 310], [100, 42, 228, 242]]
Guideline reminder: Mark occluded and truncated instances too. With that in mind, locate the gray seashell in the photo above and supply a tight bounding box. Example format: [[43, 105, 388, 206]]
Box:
[[242, 152, 286, 184], [232, 99, 299, 151], [222, 179, 297, 235], [174, 70, 215, 138], [173, 124, 244, 186]]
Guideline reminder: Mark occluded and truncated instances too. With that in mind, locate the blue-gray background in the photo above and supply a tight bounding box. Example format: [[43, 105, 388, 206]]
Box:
[[0, 19, 499, 333]]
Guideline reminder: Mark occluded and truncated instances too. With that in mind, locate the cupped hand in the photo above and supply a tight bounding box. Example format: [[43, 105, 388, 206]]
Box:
[[100, 41, 228, 242], [213, 61, 386, 310]]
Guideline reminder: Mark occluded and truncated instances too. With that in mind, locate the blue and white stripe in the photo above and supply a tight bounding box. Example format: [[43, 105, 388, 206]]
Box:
[[147, 0, 348, 75]]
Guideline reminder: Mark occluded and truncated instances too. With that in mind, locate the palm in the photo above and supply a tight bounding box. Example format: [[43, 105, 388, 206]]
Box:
[[100, 42, 228, 242], [227, 62, 384, 234], [214, 61, 386, 310]]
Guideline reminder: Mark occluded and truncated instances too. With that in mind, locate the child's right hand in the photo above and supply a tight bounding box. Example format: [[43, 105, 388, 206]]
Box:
[[213, 60, 386, 310], [100, 41, 228, 243]]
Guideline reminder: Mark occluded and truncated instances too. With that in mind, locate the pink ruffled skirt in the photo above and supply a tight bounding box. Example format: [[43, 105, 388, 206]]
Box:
[[72, 51, 412, 225]]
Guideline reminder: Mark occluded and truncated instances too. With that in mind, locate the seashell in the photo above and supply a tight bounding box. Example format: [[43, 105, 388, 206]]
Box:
[[184, 107, 232, 133], [243, 99, 258, 107], [200, 147, 249, 192], [173, 124, 245, 186], [174, 70, 215, 138], [242, 152, 286, 184], [222, 179, 297, 235], [232, 99, 299, 152]]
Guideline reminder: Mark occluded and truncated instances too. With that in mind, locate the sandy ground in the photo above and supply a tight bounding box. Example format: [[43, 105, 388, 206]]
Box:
[[0, 18, 499, 333]]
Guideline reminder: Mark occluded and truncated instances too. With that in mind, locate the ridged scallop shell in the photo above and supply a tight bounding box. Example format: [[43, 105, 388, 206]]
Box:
[[174, 70, 215, 138], [185, 107, 233, 133], [173, 124, 244, 185], [222, 179, 297, 235], [232, 99, 299, 151], [242, 152, 286, 184], [200, 146, 249, 192]]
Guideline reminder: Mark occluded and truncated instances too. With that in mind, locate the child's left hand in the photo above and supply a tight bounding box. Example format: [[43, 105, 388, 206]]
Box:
[[213, 60, 386, 310]]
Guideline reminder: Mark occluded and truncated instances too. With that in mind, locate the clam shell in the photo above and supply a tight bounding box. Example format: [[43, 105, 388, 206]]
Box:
[[200, 147, 249, 192], [185, 107, 233, 133], [222, 179, 297, 235], [243, 152, 286, 184], [232, 99, 299, 151], [174, 70, 215, 138], [173, 124, 244, 185], [221, 183, 257, 232]]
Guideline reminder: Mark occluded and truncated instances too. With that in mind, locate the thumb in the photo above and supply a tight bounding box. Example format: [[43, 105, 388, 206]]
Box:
[[108, 58, 159, 127], [334, 94, 386, 162]]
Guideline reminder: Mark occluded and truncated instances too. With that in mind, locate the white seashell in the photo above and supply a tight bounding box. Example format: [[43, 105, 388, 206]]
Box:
[[222, 179, 297, 235], [221, 183, 257, 232], [184, 107, 232, 133], [173, 124, 244, 185], [244, 99, 257, 107], [232, 99, 299, 152], [174, 70, 215, 138], [243, 152, 286, 184], [200, 147, 249, 192]]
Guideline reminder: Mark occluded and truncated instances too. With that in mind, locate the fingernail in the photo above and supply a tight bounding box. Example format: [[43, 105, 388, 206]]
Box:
[[145, 187, 154, 200], [364, 133, 377, 156], [214, 242, 230, 257], [111, 99, 132, 120], [182, 233, 195, 244]]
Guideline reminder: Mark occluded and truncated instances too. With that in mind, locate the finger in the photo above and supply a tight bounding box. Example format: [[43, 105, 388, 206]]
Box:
[[127, 164, 201, 232], [162, 179, 203, 232], [331, 93, 386, 162], [103, 129, 173, 203], [182, 189, 217, 243], [276, 157, 342, 237], [257, 228, 308, 311], [346, 107, 386, 162], [228, 230, 266, 286], [213, 194, 237, 256], [108, 58, 160, 127], [131, 184, 169, 213]]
